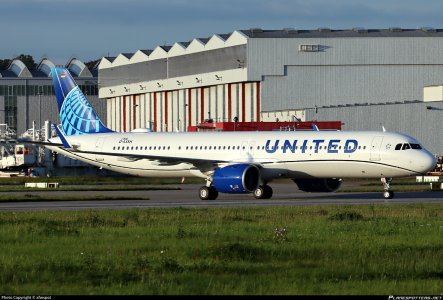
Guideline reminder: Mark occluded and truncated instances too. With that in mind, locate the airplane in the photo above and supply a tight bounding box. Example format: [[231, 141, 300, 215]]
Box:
[[43, 67, 437, 200]]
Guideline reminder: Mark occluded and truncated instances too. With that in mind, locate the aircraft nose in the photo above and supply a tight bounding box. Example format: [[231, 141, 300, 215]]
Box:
[[419, 151, 437, 174]]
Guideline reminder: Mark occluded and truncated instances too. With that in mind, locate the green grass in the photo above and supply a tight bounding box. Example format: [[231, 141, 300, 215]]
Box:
[[0, 205, 442, 295]]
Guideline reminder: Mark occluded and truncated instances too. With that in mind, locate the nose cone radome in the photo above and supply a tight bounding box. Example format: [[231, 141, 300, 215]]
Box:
[[418, 151, 437, 174]]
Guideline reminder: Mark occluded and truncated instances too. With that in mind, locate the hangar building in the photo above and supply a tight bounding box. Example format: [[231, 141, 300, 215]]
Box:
[[0, 58, 106, 138], [98, 28, 443, 154]]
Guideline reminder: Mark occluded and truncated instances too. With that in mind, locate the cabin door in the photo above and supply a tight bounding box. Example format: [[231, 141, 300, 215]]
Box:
[[95, 137, 105, 161], [370, 136, 384, 161]]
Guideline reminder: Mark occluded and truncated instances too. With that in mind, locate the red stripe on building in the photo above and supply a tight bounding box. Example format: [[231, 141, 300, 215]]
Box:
[[256, 81, 261, 122], [188, 89, 192, 127], [132, 95, 137, 130], [227, 84, 232, 122], [153, 92, 157, 132], [200, 88, 204, 123], [164, 92, 168, 131], [122, 96, 127, 132], [241, 82, 246, 122]]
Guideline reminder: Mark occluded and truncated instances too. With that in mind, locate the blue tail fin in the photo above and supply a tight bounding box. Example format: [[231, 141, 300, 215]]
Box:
[[51, 67, 112, 136]]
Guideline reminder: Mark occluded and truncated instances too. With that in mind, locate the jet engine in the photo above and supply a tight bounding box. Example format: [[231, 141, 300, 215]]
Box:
[[293, 178, 342, 192], [212, 164, 260, 193]]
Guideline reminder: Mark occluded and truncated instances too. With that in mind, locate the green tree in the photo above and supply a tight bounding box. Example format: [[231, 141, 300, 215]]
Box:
[[15, 54, 36, 69], [0, 59, 11, 70], [84, 59, 100, 70]]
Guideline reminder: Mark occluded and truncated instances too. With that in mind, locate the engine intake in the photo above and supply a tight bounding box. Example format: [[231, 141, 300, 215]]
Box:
[[293, 178, 342, 192], [213, 164, 260, 193]]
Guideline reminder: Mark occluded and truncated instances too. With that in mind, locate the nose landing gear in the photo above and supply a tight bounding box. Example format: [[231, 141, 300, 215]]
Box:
[[381, 177, 394, 199]]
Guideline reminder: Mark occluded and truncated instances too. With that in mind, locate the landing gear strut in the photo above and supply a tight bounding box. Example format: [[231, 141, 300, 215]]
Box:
[[381, 177, 394, 199]]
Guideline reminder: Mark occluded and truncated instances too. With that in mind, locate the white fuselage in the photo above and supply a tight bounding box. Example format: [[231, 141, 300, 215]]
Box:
[[46, 130, 436, 181]]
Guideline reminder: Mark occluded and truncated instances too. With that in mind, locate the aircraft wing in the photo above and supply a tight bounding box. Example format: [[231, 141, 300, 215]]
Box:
[[56, 146, 271, 173]]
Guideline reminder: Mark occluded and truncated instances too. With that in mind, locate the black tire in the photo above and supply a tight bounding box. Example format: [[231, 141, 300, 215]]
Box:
[[199, 186, 210, 200], [199, 186, 218, 200], [263, 185, 273, 199], [253, 186, 265, 199], [253, 185, 273, 199], [383, 190, 394, 199], [208, 186, 219, 200]]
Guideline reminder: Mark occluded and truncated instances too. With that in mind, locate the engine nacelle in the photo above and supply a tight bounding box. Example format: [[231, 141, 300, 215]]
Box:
[[213, 164, 260, 193], [293, 178, 342, 192]]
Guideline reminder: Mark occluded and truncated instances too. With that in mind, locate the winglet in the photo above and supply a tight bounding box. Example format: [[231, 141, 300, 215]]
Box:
[[54, 124, 72, 149]]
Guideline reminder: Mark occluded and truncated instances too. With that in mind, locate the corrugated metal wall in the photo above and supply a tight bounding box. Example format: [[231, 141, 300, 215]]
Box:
[[247, 37, 443, 110]]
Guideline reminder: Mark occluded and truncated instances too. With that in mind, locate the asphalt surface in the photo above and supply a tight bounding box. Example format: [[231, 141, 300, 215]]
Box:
[[0, 181, 442, 211]]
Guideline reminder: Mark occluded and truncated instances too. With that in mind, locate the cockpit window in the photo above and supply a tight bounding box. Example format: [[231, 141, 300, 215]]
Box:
[[410, 143, 422, 149], [395, 143, 422, 150]]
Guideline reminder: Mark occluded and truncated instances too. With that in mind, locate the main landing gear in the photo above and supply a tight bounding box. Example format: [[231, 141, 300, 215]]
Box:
[[198, 184, 273, 200], [381, 177, 394, 199]]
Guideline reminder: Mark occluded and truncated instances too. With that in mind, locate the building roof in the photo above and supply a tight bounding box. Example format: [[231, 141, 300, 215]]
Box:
[[0, 57, 97, 78], [239, 27, 443, 38], [96, 27, 443, 71]]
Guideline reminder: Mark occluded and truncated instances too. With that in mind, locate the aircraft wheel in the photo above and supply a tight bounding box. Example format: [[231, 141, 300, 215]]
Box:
[[383, 190, 394, 199], [263, 185, 273, 199], [199, 186, 218, 200], [253, 186, 265, 199], [253, 185, 273, 199]]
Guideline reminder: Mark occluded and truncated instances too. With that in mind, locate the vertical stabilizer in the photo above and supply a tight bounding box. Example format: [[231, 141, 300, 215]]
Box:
[[51, 67, 112, 136]]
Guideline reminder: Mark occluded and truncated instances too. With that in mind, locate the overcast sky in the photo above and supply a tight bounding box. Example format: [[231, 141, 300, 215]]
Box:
[[1, 0, 442, 65]]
